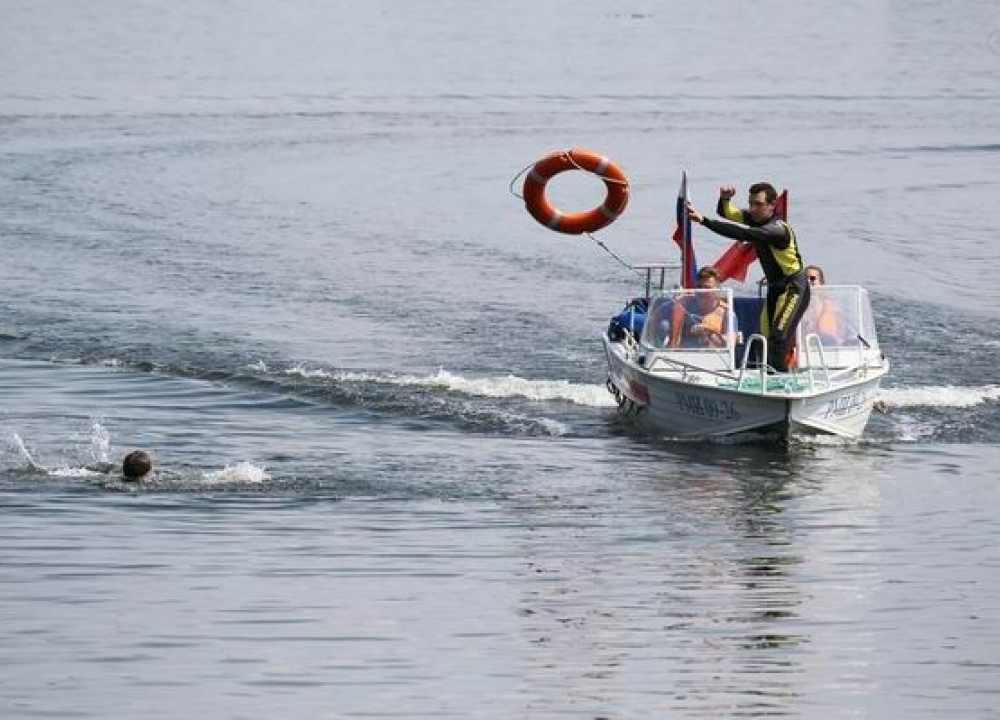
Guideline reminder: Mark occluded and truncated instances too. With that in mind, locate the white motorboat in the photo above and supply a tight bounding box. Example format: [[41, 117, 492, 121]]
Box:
[[604, 263, 889, 441]]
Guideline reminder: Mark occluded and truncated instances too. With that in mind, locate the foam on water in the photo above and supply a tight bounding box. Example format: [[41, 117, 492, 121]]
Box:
[[286, 365, 616, 407], [87, 418, 111, 464], [202, 461, 270, 485], [7, 431, 44, 472], [49, 466, 102, 478], [881, 384, 1000, 409]]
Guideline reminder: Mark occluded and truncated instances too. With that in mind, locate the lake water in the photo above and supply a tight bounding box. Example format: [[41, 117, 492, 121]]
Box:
[[2, 1, 1000, 717]]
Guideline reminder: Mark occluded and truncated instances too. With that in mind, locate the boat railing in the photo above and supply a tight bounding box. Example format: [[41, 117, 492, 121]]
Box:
[[801, 332, 832, 390], [640, 330, 883, 397], [643, 352, 750, 385], [736, 334, 769, 392], [633, 262, 675, 300], [736, 330, 884, 395]]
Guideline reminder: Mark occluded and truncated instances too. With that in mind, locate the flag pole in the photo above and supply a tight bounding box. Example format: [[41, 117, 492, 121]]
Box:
[[681, 171, 689, 289]]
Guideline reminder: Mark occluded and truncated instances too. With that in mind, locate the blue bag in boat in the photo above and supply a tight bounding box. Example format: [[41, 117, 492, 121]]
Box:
[[607, 297, 648, 341]]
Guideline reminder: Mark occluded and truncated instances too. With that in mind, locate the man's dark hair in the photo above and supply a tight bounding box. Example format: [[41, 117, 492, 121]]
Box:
[[123, 450, 153, 480], [697, 266, 721, 281], [749, 182, 778, 203]]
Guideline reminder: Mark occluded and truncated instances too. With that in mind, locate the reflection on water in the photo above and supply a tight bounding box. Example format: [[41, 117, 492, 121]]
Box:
[[503, 448, 882, 716], [4, 441, 1000, 718]]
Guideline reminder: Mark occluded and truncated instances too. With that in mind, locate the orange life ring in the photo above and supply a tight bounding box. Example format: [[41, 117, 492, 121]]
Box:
[[522, 148, 629, 235]]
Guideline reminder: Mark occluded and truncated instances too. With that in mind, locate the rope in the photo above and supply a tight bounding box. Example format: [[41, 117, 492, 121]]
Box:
[[586, 232, 643, 278], [564, 149, 629, 185], [508, 160, 535, 200]]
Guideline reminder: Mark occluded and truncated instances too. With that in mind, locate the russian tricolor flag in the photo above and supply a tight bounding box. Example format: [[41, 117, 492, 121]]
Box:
[[671, 172, 697, 289]]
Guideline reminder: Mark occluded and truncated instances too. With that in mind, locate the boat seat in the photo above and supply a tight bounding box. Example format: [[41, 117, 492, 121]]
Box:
[[733, 297, 764, 339], [733, 296, 765, 361]]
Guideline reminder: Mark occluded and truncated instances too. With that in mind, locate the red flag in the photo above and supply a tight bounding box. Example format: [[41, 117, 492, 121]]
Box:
[[713, 241, 757, 283], [711, 190, 787, 283]]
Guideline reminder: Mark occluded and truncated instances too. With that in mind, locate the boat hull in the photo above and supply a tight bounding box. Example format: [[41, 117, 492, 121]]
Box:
[[604, 337, 885, 441]]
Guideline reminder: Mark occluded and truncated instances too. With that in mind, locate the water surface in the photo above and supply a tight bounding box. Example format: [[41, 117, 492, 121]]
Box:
[[2, 1, 1000, 717]]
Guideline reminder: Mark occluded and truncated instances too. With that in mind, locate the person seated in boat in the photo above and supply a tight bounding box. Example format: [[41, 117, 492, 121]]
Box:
[[800, 265, 848, 345], [668, 266, 733, 348]]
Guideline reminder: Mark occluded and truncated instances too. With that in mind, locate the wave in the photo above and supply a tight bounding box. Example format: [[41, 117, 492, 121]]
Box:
[[880, 385, 1000, 409], [284, 365, 617, 408], [202, 461, 270, 485], [7, 432, 45, 472], [28, 458, 271, 489], [30, 354, 1000, 421], [286, 366, 1000, 416], [49, 466, 103, 478]]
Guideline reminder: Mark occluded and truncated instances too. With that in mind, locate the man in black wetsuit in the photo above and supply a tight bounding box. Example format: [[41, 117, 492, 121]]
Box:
[[686, 182, 809, 373]]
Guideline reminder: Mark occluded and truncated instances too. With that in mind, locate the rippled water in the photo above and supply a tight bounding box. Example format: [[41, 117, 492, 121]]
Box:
[[3, 1, 1000, 717]]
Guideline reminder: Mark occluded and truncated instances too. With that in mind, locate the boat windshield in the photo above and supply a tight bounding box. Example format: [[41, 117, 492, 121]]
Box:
[[640, 287, 737, 351], [798, 285, 879, 349]]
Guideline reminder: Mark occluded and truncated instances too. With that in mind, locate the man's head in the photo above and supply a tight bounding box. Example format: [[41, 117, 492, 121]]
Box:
[[748, 182, 778, 223], [805, 265, 825, 286], [696, 266, 721, 290], [122, 450, 153, 481]]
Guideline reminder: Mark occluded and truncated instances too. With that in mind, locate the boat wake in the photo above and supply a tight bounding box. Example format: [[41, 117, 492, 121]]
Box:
[[871, 384, 1000, 444], [879, 384, 1000, 408], [283, 365, 617, 408]]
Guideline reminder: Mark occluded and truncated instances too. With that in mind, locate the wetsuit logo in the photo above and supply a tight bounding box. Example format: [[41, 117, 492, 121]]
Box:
[[774, 289, 800, 333]]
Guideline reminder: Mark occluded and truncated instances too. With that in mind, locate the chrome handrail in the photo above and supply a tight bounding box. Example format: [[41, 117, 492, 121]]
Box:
[[801, 332, 832, 391], [737, 334, 769, 393]]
